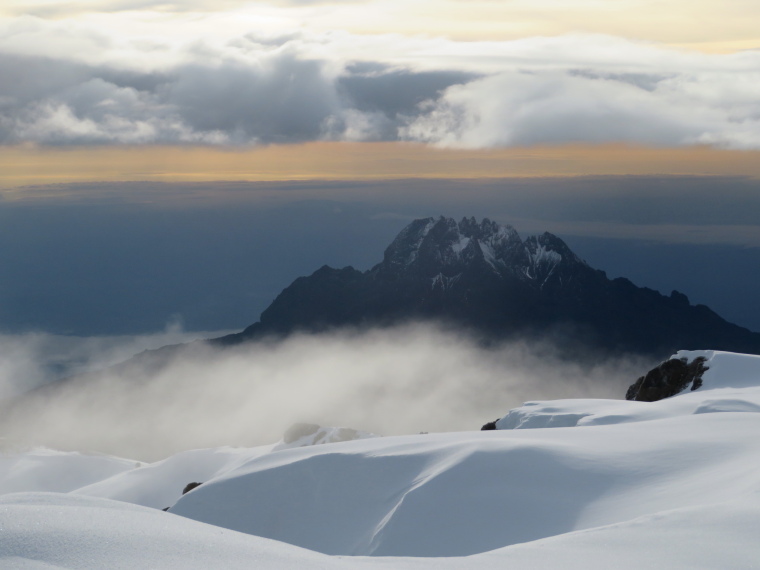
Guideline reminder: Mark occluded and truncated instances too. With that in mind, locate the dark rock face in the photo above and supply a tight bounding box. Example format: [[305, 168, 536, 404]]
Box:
[[481, 420, 499, 431], [217, 216, 760, 356], [163, 482, 204, 511], [182, 482, 203, 495], [626, 356, 709, 401]]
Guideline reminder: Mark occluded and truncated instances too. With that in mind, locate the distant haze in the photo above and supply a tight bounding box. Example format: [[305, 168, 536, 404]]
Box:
[[0, 176, 758, 335]]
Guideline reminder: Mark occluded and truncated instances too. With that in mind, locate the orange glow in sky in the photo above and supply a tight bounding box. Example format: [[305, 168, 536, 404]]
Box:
[[3, 142, 760, 197]]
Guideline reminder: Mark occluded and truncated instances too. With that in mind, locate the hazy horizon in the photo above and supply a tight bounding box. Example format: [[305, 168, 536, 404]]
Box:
[[0, 175, 758, 336]]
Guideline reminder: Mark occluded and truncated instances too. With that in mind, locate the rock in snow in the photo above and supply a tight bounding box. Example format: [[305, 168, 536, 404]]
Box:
[[2, 351, 760, 568], [626, 353, 709, 401]]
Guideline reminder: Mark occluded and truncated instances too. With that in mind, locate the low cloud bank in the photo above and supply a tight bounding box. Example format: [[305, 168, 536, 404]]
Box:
[[0, 325, 229, 399], [0, 324, 651, 461]]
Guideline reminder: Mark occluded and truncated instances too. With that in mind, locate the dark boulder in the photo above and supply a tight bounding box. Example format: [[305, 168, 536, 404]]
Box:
[[626, 356, 709, 402], [481, 419, 499, 430], [182, 482, 203, 495]]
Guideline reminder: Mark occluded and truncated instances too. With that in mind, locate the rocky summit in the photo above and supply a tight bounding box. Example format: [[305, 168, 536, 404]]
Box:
[[219, 216, 760, 356]]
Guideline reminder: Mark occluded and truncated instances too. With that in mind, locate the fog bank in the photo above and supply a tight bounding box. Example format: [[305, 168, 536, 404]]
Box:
[[1, 324, 652, 461]]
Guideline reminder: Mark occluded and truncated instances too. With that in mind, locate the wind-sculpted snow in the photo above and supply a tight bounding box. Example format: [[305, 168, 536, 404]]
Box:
[[171, 413, 760, 557], [4, 492, 760, 570], [71, 446, 269, 510], [0, 493, 334, 570], [0, 425, 373, 511], [0, 448, 135, 495], [497, 350, 760, 429], [678, 350, 760, 391], [3, 350, 760, 566]]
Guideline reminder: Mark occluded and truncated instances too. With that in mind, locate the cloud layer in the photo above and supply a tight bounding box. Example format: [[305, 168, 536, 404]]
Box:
[[0, 325, 230, 400], [1, 20, 760, 148], [0, 324, 650, 460]]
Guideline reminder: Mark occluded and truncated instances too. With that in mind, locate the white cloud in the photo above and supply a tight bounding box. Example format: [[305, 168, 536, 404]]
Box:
[[0, 324, 649, 460], [400, 70, 734, 148], [0, 325, 228, 400], [1, 19, 760, 148]]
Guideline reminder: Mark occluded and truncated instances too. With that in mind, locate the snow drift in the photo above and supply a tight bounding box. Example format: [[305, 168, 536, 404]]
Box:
[[2, 350, 760, 568]]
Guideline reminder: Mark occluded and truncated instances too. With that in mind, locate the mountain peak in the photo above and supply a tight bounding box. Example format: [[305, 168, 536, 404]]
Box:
[[380, 216, 583, 285], [381, 216, 521, 279], [224, 215, 760, 356]]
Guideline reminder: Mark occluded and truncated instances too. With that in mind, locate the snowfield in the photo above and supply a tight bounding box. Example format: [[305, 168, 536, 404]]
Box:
[[2, 350, 760, 568]]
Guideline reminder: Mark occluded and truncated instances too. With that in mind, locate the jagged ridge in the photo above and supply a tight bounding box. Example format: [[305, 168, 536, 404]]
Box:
[[219, 216, 760, 356]]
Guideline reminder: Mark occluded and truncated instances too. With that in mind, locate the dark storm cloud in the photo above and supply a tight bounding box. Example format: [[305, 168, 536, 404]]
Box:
[[165, 57, 341, 144], [0, 50, 474, 145], [2, 34, 760, 147], [337, 67, 478, 139], [0, 53, 91, 103]]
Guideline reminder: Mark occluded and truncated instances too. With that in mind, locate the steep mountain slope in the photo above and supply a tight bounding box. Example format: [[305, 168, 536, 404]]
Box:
[[220, 216, 760, 355]]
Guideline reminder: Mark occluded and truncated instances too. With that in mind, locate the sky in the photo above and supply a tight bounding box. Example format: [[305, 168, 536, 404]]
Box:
[[0, 0, 759, 339], [2, 0, 760, 153]]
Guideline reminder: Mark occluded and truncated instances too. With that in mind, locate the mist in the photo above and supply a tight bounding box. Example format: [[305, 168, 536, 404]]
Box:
[[0, 324, 653, 461], [0, 324, 232, 399]]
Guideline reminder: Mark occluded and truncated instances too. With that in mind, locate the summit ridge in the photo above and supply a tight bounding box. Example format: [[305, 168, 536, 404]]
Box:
[[378, 216, 588, 297], [221, 216, 760, 356]]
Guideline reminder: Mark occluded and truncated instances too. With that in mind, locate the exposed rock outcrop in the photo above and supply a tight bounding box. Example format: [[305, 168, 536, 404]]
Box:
[[626, 356, 709, 401], [480, 420, 498, 431], [182, 482, 203, 495]]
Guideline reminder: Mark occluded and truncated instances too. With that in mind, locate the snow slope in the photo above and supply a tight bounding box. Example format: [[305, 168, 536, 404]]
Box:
[[72, 446, 268, 509], [2, 350, 760, 568], [0, 447, 135, 495], [0, 493, 331, 570], [3, 491, 760, 569], [70, 425, 375, 509], [171, 413, 760, 556], [0, 424, 373, 511], [497, 350, 760, 429]]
